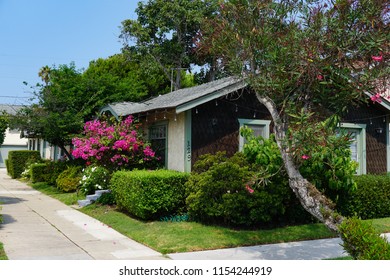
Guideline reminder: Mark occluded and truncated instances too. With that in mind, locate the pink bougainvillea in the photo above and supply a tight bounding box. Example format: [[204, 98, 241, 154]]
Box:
[[72, 116, 158, 170]]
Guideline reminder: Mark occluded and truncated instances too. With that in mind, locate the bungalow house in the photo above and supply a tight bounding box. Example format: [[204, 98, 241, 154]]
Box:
[[100, 76, 390, 175], [0, 104, 28, 168]]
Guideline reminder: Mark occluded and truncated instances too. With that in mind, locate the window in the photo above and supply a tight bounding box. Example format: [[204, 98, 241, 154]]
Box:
[[238, 119, 271, 151], [149, 123, 168, 167], [337, 123, 366, 175]]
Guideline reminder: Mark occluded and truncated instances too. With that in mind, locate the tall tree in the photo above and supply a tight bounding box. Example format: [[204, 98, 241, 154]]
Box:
[[198, 0, 389, 232], [82, 54, 149, 114], [120, 0, 218, 90], [0, 113, 8, 146]]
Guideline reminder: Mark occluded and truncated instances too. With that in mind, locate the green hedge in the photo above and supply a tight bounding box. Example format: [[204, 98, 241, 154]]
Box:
[[5, 159, 9, 174], [338, 175, 390, 219], [110, 170, 189, 220], [339, 217, 390, 259], [45, 161, 71, 186], [30, 163, 51, 183], [7, 150, 41, 179]]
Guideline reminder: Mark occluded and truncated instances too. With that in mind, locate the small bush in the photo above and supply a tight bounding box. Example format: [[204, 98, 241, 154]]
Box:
[[96, 192, 116, 205], [186, 152, 292, 227], [56, 166, 82, 192], [339, 217, 390, 260], [79, 165, 111, 195], [338, 175, 390, 219], [110, 170, 189, 220], [45, 161, 71, 186], [7, 150, 41, 179], [30, 163, 50, 183]]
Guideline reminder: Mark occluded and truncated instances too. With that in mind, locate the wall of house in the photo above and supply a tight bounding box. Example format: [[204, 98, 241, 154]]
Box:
[[342, 102, 389, 174], [167, 112, 186, 172], [0, 128, 28, 168], [3, 128, 27, 146], [141, 110, 187, 172], [191, 89, 270, 166]]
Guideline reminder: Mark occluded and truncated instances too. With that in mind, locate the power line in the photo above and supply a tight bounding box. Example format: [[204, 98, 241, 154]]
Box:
[[0, 96, 30, 99]]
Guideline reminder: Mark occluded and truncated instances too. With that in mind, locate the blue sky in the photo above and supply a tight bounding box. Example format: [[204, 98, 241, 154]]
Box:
[[0, 0, 139, 105]]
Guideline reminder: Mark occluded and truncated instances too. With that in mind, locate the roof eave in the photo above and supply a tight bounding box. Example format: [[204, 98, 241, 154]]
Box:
[[175, 79, 247, 114]]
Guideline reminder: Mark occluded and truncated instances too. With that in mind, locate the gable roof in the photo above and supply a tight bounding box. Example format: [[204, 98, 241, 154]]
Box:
[[0, 104, 24, 115], [100, 76, 390, 119], [100, 76, 246, 118]]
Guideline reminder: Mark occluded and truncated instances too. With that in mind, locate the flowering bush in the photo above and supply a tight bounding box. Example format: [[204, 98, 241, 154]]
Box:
[[79, 165, 110, 195], [185, 152, 291, 227], [72, 116, 158, 170]]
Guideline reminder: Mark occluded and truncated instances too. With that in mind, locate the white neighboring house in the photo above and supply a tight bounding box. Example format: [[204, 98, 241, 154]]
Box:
[[0, 104, 28, 168], [26, 137, 66, 161]]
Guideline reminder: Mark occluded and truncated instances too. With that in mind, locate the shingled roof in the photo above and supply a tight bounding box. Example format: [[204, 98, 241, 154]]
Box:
[[0, 104, 24, 115], [100, 76, 246, 118]]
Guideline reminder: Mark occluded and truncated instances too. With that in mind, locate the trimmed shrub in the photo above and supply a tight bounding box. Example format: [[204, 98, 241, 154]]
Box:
[[185, 152, 294, 227], [30, 163, 51, 183], [79, 165, 111, 195], [7, 150, 41, 179], [56, 166, 82, 192], [110, 170, 189, 220], [45, 161, 70, 186], [338, 175, 390, 219], [5, 159, 9, 174], [339, 217, 390, 260]]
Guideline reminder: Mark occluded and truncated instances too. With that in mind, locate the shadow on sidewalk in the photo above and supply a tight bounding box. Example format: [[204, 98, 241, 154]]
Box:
[[0, 196, 25, 205], [0, 214, 17, 226]]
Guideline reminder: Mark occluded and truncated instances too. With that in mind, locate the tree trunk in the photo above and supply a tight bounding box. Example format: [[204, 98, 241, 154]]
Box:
[[58, 144, 73, 161], [255, 93, 344, 233]]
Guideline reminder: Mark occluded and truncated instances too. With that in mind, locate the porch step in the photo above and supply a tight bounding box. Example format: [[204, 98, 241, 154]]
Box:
[[78, 189, 111, 207], [77, 199, 93, 207]]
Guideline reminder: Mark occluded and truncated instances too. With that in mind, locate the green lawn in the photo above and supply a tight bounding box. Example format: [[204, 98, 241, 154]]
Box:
[[0, 243, 7, 260], [31, 182, 85, 206], [30, 182, 390, 255], [80, 204, 341, 254]]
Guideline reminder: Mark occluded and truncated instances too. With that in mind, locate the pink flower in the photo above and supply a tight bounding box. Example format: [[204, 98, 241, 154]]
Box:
[[245, 185, 254, 194], [317, 74, 324, 81], [372, 54, 383, 62], [301, 155, 310, 160], [370, 93, 382, 103], [143, 146, 155, 158]]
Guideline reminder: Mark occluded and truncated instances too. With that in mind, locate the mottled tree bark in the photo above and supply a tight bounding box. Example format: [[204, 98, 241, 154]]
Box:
[[256, 93, 344, 233]]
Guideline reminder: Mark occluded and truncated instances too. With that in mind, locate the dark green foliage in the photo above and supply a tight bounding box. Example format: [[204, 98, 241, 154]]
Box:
[[339, 217, 390, 260], [96, 192, 116, 206], [7, 150, 41, 179], [110, 170, 189, 220], [0, 114, 8, 146], [5, 159, 9, 174], [186, 152, 294, 227], [30, 163, 50, 183], [338, 175, 390, 219], [44, 161, 71, 186], [56, 166, 82, 193]]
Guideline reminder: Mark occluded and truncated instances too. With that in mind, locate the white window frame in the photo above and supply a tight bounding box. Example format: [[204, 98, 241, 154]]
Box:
[[238, 119, 271, 151], [338, 122, 366, 175], [149, 121, 168, 167]]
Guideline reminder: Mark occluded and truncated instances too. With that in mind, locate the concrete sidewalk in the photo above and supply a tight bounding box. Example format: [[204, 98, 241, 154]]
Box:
[[0, 169, 166, 260], [0, 168, 367, 260]]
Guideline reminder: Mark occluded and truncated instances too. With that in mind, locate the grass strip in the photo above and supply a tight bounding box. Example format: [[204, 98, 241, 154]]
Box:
[[31, 182, 85, 206], [0, 243, 8, 260], [80, 204, 337, 254]]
